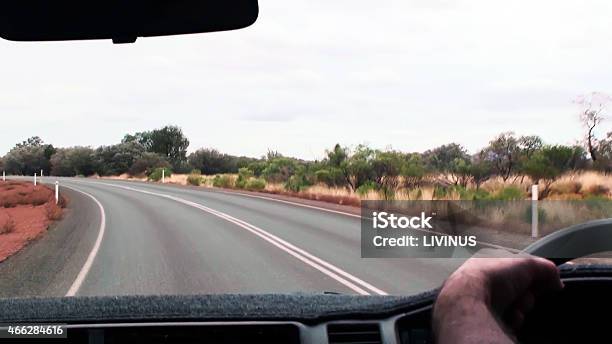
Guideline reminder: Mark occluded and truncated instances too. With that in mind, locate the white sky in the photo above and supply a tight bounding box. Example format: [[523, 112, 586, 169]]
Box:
[[1, 0, 611, 160]]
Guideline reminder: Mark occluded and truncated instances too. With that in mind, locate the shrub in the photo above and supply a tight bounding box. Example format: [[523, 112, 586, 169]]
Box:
[[433, 185, 449, 199], [584, 184, 610, 197], [356, 181, 377, 197], [148, 167, 172, 182], [246, 178, 266, 191], [285, 175, 310, 192], [187, 169, 202, 186], [551, 181, 582, 195], [212, 175, 232, 188], [492, 186, 525, 201], [235, 168, 254, 189], [522, 207, 547, 225]]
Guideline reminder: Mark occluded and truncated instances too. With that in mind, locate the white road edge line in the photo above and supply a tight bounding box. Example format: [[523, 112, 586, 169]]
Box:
[[211, 189, 362, 218], [61, 184, 107, 297], [95, 179, 521, 253], [75, 180, 387, 296]]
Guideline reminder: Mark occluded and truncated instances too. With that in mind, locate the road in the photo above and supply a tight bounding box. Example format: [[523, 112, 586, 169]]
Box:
[[0, 178, 464, 297]]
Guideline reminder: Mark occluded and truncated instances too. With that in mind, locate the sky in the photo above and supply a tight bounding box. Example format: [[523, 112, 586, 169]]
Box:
[[1, 0, 611, 160]]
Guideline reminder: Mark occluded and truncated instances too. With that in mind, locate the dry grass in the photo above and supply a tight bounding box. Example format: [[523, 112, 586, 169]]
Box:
[[104, 171, 612, 205], [0, 181, 54, 208]]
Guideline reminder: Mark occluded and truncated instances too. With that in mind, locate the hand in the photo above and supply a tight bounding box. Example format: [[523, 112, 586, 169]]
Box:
[[432, 249, 564, 344]]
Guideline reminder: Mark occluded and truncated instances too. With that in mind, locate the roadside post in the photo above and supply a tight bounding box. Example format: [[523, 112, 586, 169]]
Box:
[[55, 181, 59, 204], [531, 184, 539, 239], [162, 169, 165, 184], [2, 171, 5, 182], [41, 169, 43, 177], [34, 173, 37, 186]]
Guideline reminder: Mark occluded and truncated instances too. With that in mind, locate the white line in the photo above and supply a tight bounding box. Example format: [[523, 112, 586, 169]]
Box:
[[180, 186, 520, 253], [76, 180, 387, 295], [62, 185, 107, 297], [211, 189, 362, 218]]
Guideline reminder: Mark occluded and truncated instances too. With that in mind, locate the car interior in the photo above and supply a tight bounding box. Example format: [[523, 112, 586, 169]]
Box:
[[0, 1, 611, 343]]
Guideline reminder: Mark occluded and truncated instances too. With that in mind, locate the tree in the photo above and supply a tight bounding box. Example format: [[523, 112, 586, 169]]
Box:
[[470, 151, 494, 190], [188, 148, 243, 175], [94, 142, 146, 176], [123, 125, 189, 170], [2, 137, 55, 175], [576, 92, 611, 161], [522, 145, 576, 197], [423, 143, 470, 185], [401, 153, 426, 188], [129, 152, 170, 176], [594, 132, 612, 173], [50, 147, 96, 177], [371, 151, 405, 199], [483, 132, 520, 181]]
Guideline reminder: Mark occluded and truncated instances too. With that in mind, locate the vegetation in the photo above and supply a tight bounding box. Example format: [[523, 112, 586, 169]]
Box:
[[1, 119, 610, 201], [187, 170, 203, 186], [148, 167, 172, 182]]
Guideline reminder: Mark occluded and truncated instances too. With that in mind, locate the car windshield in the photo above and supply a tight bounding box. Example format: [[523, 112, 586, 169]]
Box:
[[0, 0, 611, 299]]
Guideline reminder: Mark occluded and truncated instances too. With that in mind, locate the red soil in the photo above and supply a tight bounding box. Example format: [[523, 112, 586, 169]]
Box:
[[0, 181, 65, 262]]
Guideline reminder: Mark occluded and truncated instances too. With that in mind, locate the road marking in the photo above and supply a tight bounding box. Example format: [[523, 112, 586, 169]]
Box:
[[135, 182, 520, 253], [75, 180, 387, 295], [61, 185, 107, 297], [210, 189, 362, 218]]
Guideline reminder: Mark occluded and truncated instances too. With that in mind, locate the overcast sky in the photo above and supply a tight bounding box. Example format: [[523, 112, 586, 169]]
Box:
[[1, 0, 611, 159]]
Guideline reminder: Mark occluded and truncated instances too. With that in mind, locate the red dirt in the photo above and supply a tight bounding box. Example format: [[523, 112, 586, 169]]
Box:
[[0, 181, 65, 262]]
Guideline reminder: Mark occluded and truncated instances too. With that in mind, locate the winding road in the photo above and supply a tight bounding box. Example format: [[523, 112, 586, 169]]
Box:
[[0, 178, 463, 298]]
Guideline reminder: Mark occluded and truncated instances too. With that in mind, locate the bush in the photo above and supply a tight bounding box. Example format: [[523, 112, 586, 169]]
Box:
[[187, 169, 202, 186], [356, 181, 377, 197], [492, 186, 525, 200], [235, 168, 254, 189], [584, 184, 610, 197], [522, 206, 547, 224], [284, 175, 310, 192], [212, 175, 232, 188], [148, 167, 172, 182], [246, 178, 266, 191]]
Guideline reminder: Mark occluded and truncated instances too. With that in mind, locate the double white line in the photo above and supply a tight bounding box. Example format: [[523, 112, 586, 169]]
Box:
[[72, 181, 388, 296]]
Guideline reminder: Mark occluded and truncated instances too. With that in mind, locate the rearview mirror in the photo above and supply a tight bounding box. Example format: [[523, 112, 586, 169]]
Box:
[[0, 0, 259, 44]]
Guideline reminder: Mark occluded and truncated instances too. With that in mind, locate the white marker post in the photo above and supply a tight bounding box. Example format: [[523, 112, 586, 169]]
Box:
[[531, 184, 539, 239], [162, 169, 165, 184], [41, 169, 43, 178], [55, 181, 59, 204], [34, 173, 37, 186], [2, 171, 5, 182]]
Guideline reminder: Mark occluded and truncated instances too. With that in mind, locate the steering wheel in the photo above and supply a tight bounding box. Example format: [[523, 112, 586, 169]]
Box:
[[517, 219, 612, 343]]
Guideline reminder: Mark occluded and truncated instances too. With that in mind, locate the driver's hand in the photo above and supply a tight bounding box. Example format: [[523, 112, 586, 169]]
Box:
[[432, 249, 564, 344]]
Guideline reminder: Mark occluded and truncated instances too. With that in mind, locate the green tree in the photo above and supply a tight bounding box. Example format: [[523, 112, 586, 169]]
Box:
[[123, 125, 189, 170], [522, 145, 576, 197], [3, 137, 55, 175], [50, 147, 96, 177]]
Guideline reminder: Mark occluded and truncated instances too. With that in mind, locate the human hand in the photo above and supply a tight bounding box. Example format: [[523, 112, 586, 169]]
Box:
[[432, 250, 563, 344]]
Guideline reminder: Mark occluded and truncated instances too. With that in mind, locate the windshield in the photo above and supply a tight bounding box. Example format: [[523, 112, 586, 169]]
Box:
[[0, 0, 611, 299]]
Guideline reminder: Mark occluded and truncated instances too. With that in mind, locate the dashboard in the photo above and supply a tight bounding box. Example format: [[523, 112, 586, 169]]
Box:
[[2, 264, 612, 343]]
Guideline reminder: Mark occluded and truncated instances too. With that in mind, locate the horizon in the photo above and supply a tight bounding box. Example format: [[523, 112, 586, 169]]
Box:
[[1, 0, 611, 159]]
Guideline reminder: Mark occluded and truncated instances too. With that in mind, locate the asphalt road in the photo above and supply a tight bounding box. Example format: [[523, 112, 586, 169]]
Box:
[[0, 178, 464, 298]]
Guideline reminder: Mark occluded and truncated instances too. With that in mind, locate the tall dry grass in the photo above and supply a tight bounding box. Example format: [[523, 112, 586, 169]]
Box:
[[103, 171, 611, 205]]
